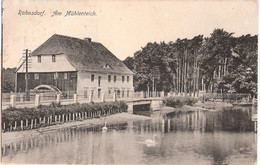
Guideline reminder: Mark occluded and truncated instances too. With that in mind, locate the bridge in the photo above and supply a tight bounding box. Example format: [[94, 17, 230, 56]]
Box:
[[126, 98, 163, 114]]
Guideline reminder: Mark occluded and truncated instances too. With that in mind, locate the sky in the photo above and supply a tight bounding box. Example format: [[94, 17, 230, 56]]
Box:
[[2, 0, 258, 68]]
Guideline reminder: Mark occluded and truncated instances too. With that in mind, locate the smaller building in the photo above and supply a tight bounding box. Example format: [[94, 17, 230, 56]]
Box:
[[16, 34, 134, 98]]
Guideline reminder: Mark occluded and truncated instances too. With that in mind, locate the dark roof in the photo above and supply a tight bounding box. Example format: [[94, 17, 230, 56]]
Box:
[[31, 34, 133, 74]]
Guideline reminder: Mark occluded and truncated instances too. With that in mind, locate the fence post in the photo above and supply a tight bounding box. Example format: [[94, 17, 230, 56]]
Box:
[[20, 93, 24, 102], [34, 119, 37, 127], [10, 94, 16, 108], [31, 119, 34, 129], [14, 121, 17, 130], [161, 91, 164, 97], [74, 94, 78, 104], [21, 120, 23, 130], [252, 95, 255, 105], [101, 93, 105, 102], [35, 94, 40, 107], [57, 93, 61, 104], [113, 92, 117, 102], [25, 119, 28, 128]]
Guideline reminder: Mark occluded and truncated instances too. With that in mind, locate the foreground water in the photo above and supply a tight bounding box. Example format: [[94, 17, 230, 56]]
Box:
[[2, 106, 257, 164]]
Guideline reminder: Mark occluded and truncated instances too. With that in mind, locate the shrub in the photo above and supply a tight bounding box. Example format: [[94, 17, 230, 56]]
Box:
[[185, 97, 199, 106], [2, 101, 127, 130], [163, 96, 198, 107]]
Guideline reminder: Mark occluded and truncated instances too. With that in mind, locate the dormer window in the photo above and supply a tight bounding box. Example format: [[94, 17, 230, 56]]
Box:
[[52, 55, 56, 62], [103, 63, 111, 69]]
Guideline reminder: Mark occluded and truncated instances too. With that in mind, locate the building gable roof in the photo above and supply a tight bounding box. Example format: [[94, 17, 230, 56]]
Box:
[[31, 34, 133, 74]]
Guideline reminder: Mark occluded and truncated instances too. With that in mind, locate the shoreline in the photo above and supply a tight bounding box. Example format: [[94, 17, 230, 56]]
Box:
[[2, 113, 150, 146]]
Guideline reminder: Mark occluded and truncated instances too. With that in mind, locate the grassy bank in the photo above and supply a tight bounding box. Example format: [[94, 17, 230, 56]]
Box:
[[2, 101, 127, 132]]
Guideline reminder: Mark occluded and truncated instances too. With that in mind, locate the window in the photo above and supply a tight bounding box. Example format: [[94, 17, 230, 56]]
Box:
[[34, 73, 39, 79], [91, 90, 94, 96], [122, 90, 124, 98], [70, 72, 77, 78], [127, 90, 129, 97], [114, 75, 117, 82], [98, 76, 101, 87], [91, 74, 95, 82], [122, 76, 125, 83], [127, 76, 129, 83], [98, 89, 101, 98], [108, 75, 111, 82], [54, 72, 58, 79], [37, 55, 41, 63], [52, 55, 56, 62], [108, 90, 111, 95], [25, 74, 30, 79], [64, 73, 68, 79], [103, 63, 111, 69]]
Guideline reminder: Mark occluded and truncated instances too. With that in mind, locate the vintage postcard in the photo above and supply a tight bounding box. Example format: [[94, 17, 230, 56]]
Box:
[[1, 0, 258, 164]]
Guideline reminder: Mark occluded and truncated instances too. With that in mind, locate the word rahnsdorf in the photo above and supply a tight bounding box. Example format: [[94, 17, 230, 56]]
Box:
[[18, 10, 45, 16]]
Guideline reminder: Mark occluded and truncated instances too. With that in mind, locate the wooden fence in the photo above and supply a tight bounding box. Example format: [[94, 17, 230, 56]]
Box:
[[2, 106, 125, 132]]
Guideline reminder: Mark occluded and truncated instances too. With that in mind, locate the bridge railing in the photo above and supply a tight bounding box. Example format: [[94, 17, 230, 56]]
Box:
[[2, 90, 167, 109]]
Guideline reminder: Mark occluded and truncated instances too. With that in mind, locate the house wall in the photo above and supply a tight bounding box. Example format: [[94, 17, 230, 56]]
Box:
[[16, 53, 134, 98], [17, 54, 77, 73], [17, 72, 77, 94], [77, 71, 134, 98]]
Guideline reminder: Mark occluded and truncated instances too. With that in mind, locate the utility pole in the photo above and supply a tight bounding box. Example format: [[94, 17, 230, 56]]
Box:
[[25, 49, 29, 101]]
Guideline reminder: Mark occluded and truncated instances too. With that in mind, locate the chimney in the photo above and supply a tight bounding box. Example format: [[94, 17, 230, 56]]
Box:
[[84, 38, 91, 42]]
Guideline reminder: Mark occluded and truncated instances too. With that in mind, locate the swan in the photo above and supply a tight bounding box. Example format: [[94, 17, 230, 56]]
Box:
[[102, 122, 108, 132], [144, 134, 157, 147]]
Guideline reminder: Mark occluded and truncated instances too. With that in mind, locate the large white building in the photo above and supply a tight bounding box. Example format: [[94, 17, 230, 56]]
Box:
[[16, 34, 134, 98]]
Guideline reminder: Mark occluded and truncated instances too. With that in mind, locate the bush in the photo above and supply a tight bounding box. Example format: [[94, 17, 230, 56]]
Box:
[[163, 96, 198, 107], [185, 97, 199, 106], [2, 101, 127, 129]]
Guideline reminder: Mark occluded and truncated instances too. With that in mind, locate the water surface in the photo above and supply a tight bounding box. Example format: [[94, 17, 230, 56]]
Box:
[[2, 106, 257, 164]]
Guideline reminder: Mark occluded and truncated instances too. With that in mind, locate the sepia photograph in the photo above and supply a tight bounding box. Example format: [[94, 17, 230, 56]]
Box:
[[1, 0, 258, 164]]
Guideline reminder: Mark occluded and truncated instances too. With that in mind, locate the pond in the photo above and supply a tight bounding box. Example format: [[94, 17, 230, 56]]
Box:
[[2, 105, 257, 164]]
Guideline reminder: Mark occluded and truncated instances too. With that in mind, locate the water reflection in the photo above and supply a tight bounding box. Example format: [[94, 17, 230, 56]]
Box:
[[2, 106, 257, 165]]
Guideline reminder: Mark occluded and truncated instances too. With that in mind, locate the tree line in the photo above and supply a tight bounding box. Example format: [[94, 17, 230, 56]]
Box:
[[123, 29, 257, 96]]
